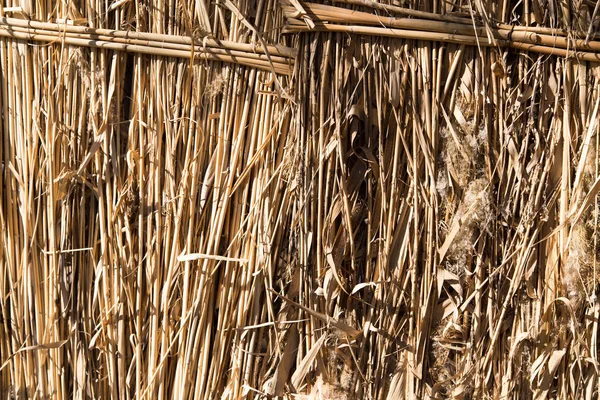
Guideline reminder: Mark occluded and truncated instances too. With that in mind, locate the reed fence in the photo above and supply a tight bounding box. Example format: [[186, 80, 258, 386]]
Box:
[[1, 0, 600, 399]]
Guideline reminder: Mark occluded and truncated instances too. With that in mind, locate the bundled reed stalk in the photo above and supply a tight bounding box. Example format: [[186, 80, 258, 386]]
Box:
[[1, 0, 600, 399]]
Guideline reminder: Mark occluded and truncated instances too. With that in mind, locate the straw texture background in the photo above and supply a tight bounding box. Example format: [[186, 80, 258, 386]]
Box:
[[0, 0, 599, 399]]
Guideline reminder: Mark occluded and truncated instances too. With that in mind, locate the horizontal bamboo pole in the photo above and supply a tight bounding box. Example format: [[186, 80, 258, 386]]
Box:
[[0, 27, 293, 74], [332, 0, 600, 39], [283, 2, 600, 61], [0, 17, 295, 74], [2, 25, 293, 66], [289, 2, 488, 37], [286, 2, 600, 48], [0, 17, 296, 58], [509, 41, 600, 62], [284, 19, 503, 47]]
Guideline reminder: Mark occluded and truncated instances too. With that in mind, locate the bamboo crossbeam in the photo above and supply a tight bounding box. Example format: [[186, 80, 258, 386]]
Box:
[[285, 19, 500, 47], [282, 2, 600, 62], [0, 17, 295, 74], [331, 0, 600, 38]]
